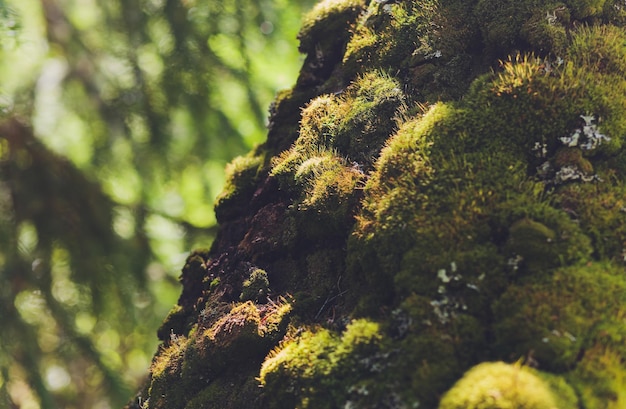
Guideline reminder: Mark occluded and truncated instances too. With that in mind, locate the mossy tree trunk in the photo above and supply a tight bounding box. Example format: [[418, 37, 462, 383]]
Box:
[[127, 1, 626, 408]]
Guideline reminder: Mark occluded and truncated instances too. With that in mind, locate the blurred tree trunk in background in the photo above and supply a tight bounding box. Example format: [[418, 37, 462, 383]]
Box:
[[0, 0, 314, 408]]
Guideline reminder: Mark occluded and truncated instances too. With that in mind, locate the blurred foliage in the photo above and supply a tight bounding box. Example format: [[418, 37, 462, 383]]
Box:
[[0, 0, 314, 407]]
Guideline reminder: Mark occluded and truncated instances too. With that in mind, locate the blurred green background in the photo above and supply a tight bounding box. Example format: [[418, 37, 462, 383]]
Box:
[[0, 0, 314, 407]]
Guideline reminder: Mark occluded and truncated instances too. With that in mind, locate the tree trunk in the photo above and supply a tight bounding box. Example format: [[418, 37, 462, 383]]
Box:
[[127, 1, 626, 408]]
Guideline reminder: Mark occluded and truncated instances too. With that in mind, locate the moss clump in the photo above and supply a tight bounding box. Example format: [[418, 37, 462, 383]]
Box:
[[214, 153, 263, 223], [493, 262, 626, 372], [438, 361, 578, 409], [342, 0, 478, 100], [271, 70, 405, 235], [143, 301, 291, 409], [298, 0, 366, 55], [521, 4, 570, 55], [147, 334, 190, 409], [568, 24, 626, 75], [554, 181, 626, 261], [275, 70, 405, 171], [157, 304, 192, 342], [343, 1, 443, 72], [505, 218, 557, 267], [259, 319, 383, 408], [566, 0, 607, 19], [272, 147, 364, 235], [567, 344, 626, 408], [240, 268, 270, 302], [503, 213, 592, 275]]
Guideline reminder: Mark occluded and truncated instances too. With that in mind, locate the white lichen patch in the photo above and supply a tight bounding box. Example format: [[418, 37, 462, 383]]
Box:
[[559, 115, 610, 150], [554, 165, 599, 184]]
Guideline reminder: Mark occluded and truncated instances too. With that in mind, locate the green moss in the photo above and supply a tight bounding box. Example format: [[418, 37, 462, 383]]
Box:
[[335, 71, 406, 161], [554, 181, 626, 260], [147, 335, 190, 409], [342, 22, 626, 406], [504, 216, 589, 274], [521, 4, 570, 55], [157, 304, 191, 342], [271, 71, 407, 236], [537, 371, 581, 408], [209, 277, 220, 291], [343, 1, 440, 72], [438, 361, 578, 409], [493, 262, 626, 372], [145, 301, 291, 409], [340, 0, 480, 100], [506, 218, 556, 247], [273, 147, 364, 236], [298, 0, 366, 55], [214, 153, 263, 222], [259, 319, 383, 408], [355, 102, 444, 240], [282, 70, 405, 169], [388, 295, 486, 407], [296, 94, 342, 151], [565, 0, 607, 18], [240, 268, 270, 302], [568, 24, 626, 75], [475, 0, 539, 54], [567, 344, 626, 408]]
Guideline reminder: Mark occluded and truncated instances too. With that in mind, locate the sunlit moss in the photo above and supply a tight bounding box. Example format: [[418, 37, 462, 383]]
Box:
[[147, 334, 189, 408], [567, 344, 626, 408], [569, 24, 626, 75], [493, 262, 626, 372], [214, 153, 263, 222], [147, 301, 292, 409], [343, 0, 441, 74], [438, 361, 578, 409], [298, 0, 366, 55], [259, 319, 382, 408], [276, 70, 405, 170]]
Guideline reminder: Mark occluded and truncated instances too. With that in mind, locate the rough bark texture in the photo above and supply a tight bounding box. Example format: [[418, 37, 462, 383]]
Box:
[[128, 1, 626, 408]]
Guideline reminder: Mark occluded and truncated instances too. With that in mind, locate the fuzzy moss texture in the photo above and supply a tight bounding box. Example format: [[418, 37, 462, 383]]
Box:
[[127, 1, 626, 408]]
